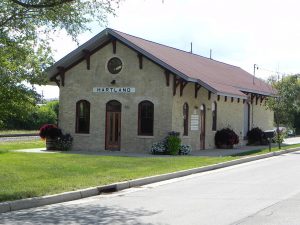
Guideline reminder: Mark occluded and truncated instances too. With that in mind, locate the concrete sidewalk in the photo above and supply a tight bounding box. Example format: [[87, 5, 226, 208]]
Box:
[[9, 136, 300, 156], [13, 145, 264, 157], [13, 143, 289, 157]]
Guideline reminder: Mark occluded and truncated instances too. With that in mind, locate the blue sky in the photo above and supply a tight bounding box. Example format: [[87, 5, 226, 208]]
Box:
[[39, 0, 300, 99]]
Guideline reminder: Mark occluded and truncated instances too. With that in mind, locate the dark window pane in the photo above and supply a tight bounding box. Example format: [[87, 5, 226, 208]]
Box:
[[76, 100, 90, 133], [212, 102, 217, 131], [138, 101, 154, 136], [183, 103, 189, 136]]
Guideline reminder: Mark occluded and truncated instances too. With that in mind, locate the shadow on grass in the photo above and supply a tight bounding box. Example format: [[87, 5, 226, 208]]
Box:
[[57, 150, 170, 158], [0, 190, 40, 203], [230, 149, 263, 157], [0, 204, 159, 225]]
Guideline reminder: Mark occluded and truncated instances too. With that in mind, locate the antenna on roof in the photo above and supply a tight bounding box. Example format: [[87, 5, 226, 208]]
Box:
[[253, 64, 258, 85], [190, 42, 193, 53], [210, 49, 212, 59]]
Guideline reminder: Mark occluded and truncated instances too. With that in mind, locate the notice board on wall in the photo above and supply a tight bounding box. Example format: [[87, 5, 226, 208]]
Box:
[[191, 114, 199, 131]]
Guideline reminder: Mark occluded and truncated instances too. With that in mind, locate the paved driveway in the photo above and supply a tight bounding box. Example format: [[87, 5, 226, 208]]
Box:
[[2, 151, 300, 225], [284, 136, 300, 145]]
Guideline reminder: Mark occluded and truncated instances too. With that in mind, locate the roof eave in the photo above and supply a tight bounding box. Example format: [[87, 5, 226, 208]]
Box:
[[238, 87, 277, 97], [216, 92, 247, 99], [47, 29, 111, 79]]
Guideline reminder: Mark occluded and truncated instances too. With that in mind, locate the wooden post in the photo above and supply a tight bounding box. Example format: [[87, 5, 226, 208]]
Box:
[[195, 84, 201, 98], [138, 54, 143, 69], [180, 80, 188, 96], [57, 66, 65, 87], [165, 71, 170, 86], [173, 76, 180, 96], [82, 49, 91, 70], [112, 39, 116, 54]]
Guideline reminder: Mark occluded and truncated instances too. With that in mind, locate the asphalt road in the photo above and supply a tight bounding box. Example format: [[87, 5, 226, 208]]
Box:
[[2, 151, 300, 225]]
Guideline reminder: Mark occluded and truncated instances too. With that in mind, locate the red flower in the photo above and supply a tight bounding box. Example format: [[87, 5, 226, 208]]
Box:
[[39, 124, 62, 140]]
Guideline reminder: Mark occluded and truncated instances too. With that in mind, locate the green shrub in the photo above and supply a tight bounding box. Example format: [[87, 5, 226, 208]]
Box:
[[179, 144, 192, 155], [150, 142, 166, 154], [150, 131, 188, 155], [55, 134, 73, 151], [273, 129, 286, 144], [167, 135, 181, 155]]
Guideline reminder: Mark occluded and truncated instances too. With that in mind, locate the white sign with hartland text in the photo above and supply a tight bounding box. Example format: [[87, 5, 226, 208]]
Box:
[[93, 87, 136, 93]]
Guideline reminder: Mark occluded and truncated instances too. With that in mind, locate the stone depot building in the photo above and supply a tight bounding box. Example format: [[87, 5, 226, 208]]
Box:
[[47, 28, 276, 152]]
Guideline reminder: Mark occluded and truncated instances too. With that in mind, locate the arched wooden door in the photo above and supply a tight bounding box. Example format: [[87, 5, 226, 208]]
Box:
[[105, 100, 121, 150], [200, 104, 206, 150]]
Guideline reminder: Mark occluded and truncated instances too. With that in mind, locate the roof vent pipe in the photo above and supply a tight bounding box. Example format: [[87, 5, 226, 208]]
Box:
[[190, 42, 193, 53], [210, 49, 212, 59]]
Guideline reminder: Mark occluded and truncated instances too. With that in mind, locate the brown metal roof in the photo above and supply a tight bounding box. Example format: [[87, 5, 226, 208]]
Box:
[[47, 28, 276, 98], [112, 29, 276, 98]]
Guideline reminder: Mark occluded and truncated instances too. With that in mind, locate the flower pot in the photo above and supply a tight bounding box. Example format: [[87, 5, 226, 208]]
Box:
[[46, 138, 56, 150], [218, 144, 233, 149]]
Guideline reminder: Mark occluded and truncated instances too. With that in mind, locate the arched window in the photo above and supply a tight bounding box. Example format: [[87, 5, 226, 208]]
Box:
[[76, 100, 90, 133], [183, 103, 189, 136], [138, 101, 154, 136], [212, 101, 217, 131]]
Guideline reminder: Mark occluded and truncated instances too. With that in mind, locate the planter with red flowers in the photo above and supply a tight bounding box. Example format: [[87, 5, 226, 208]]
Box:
[[215, 128, 239, 149], [39, 124, 62, 150]]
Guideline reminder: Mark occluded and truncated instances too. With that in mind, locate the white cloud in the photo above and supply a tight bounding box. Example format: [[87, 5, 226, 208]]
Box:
[[44, 0, 300, 99]]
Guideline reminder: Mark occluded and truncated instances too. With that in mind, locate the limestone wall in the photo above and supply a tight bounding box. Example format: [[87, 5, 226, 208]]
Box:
[[59, 41, 173, 151]]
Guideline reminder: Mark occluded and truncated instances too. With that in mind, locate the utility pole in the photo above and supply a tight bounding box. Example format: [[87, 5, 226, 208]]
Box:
[[251, 64, 258, 129]]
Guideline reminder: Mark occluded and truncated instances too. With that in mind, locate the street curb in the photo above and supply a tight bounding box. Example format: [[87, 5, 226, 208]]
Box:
[[1, 147, 299, 214]]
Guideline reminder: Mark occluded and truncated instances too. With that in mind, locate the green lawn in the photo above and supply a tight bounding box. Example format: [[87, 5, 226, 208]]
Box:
[[0, 140, 299, 203], [0, 151, 236, 202], [0, 140, 45, 151]]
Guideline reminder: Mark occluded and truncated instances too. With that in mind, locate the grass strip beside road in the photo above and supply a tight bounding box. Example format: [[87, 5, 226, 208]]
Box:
[[0, 141, 299, 203], [0, 152, 236, 202], [231, 143, 300, 156]]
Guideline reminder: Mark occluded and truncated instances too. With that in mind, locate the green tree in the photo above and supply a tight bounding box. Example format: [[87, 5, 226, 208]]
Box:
[[0, 0, 119, 126], [0, 75, 38, 128], [45, 100, 59, 120], [267, 75, 300, 128], [3, 100, 59, 130]]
